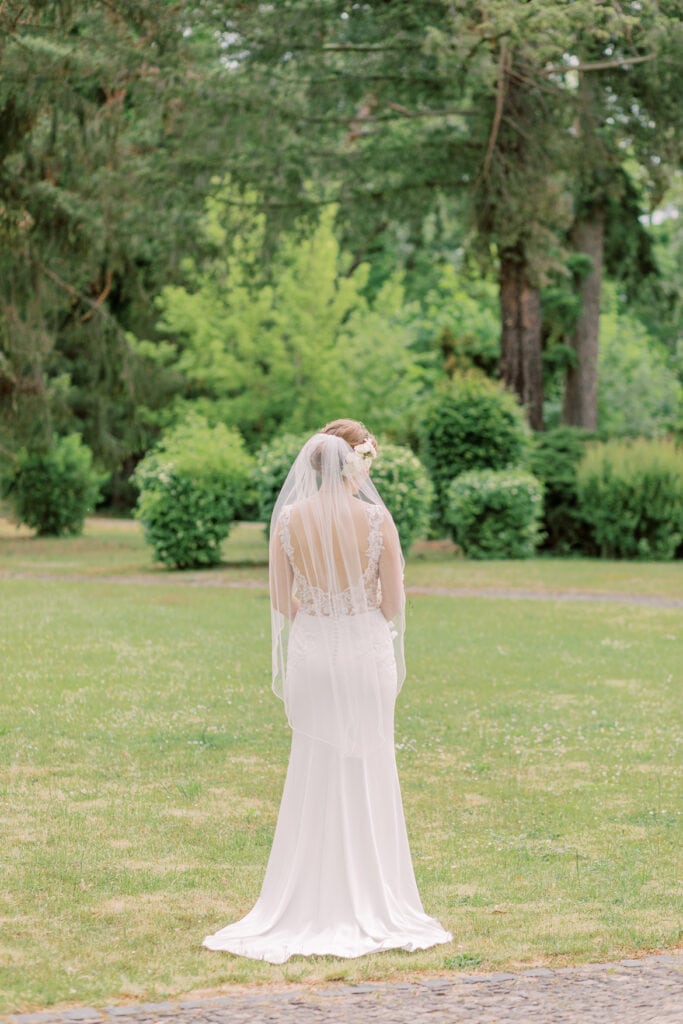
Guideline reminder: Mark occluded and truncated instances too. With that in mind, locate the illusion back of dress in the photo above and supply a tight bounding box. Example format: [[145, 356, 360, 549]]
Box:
[[279, 498, 384, 617]]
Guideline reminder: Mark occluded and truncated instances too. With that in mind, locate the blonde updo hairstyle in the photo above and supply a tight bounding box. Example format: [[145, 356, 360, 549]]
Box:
[[310, 419, 377, 473]]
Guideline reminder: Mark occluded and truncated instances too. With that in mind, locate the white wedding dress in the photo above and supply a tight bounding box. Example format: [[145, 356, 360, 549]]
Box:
[[203, 434, 451, 963]]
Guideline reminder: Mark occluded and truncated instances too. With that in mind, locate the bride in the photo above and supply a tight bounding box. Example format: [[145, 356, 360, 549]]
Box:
[[203, 419, 451, 962]]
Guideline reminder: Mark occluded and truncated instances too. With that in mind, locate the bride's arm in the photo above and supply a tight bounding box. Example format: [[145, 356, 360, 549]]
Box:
[[378, 516, 405, 621], [269, 524, 300, 619]]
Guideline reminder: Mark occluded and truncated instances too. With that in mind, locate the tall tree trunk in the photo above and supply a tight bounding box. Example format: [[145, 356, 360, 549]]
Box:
[[499, 247, 544, 429], [562, 206, 605, 430]]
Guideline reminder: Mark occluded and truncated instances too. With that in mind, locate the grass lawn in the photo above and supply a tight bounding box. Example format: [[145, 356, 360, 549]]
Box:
[[1, 514, 682, 599], [0, 521, 681, 1011]]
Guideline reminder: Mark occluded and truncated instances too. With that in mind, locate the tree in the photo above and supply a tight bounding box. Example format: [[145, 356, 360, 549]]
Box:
[[0, 1, 235, 484], [206, 1, 683, 430], [146, 188, 424, 449], [198, 1, 568, 426], [561, 4, 683, 428]]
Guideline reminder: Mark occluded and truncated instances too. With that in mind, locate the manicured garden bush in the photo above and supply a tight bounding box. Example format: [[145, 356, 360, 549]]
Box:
[[445, 468, 544, 559], [369, 443, 433, 553], [134, 416, 253, 568], [529, 426, 595, 554], [3, 434, 102, 536], [577, 438, 683, 560], [253, 432, 311, 533], [255, 433, 432, 552], [420, 372, 530, 526]]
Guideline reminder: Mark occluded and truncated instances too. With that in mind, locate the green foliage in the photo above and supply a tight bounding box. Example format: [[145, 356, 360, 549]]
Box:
[[444, 953, 483, 970], [529, 427, 595, 554], [134, 417, 253, 569], [420, 373, 531, 526], [254, 434, 432, 552], [0, 2, 242, 476], [412, 265, 501, 380], [598, 285, 681, 438], [205, 0, 683, 427], [370, 444, 433, 554], [633, 175, 683, 356], [445, 469, 545, 560], [150, 194, 423, 450], [577, 439, 683, 560], [253, 432, 311, 533], [3, 434, 102, 536]]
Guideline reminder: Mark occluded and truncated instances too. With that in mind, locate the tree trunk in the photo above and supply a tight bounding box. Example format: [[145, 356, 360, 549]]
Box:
[[499, 248, 544, 430], [562, 208, 605, 430]]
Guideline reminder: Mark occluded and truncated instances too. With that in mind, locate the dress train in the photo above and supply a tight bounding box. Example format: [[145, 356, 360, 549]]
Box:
[[202, 728, 451, 962]]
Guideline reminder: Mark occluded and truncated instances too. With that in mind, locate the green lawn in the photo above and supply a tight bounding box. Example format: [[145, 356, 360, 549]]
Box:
[[1, 514, 682, 598], [0, 521, 681, 1011]]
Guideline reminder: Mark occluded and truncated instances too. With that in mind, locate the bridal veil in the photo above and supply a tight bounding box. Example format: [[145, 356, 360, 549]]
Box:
[[269, 432, 406, 756]]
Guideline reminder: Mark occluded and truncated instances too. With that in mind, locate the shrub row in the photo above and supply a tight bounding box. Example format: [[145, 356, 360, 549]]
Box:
[[578, 438, 683, 560], [253, 434, 433, 554], [4, 373, 681, 564], [133, 416, 253, 568], [445, 469, 545, 559], [1, 434, 103, 536], [420, 372, 531, 526]]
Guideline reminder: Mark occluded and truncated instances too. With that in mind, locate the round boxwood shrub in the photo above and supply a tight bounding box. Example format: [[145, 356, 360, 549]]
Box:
[[529, 426, 595, 554], [420, 372, 530, 527], [577, 438, 683, 560], [445, 468, 545, 559], [134, 416, 253, 569], [3, 433, 103, 536], [253, 432, 311, 533], [370, 443, 433, 553], [255, 434, 432, 553]]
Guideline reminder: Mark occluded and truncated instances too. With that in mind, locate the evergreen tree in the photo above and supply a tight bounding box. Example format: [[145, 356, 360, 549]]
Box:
[[205, 1, 683, 428], [0, 1, 234, 485]]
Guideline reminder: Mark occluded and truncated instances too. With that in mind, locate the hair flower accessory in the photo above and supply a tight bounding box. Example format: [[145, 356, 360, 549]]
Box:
[[342, 438, 376, 484], [354, 439, 377, 460]]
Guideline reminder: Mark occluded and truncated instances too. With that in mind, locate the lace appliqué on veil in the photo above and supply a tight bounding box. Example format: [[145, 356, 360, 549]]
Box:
[[279, 504, 384, 617]]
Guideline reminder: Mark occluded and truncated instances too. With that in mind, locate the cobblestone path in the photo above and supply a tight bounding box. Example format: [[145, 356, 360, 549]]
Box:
[[4, 954, 681, 1024]]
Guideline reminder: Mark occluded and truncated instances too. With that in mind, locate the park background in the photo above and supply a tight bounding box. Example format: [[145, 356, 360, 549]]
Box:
[[0, 0, 681, 1014]]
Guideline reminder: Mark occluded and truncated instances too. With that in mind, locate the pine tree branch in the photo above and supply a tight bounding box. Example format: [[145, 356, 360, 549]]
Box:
[[40, 265, 116, 324], [480, 44, 510, 183], [384, 103, 472, 119], [0, 440, 18, 462], [253, 107, 473, 127], [344, 220, 388, 277], [542, 53, 656, 75], [80, 269, 113, 323], [320, 43, 421, 53]]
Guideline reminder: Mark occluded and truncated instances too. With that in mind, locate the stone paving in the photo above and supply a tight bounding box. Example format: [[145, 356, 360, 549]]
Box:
[[4, 954, 682, 1024]]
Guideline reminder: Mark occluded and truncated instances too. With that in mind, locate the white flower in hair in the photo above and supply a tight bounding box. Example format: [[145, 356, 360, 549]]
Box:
[[342, 438, 375, 484], [354, 439, 376, 460]]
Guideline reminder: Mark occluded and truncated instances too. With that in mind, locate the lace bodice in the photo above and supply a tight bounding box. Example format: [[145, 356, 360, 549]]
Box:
[[278, 504, 384, 617]]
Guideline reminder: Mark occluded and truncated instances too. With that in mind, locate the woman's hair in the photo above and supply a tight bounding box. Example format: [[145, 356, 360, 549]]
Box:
[[309, 419, 376, 474], [321, 418, 375, 449]]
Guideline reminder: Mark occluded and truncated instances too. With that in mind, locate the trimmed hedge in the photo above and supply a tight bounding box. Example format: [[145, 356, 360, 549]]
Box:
[[253, 432, 311, 534], [3, 434, 102, 536], [369, 443, 433, 553], [134, 416, 253, 569], [445, 468, 545, 559], [529, 426, 595, 554], [255, 434, 432, 552], [420, 372, 530, 526], [577, 438, 683, 560]]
